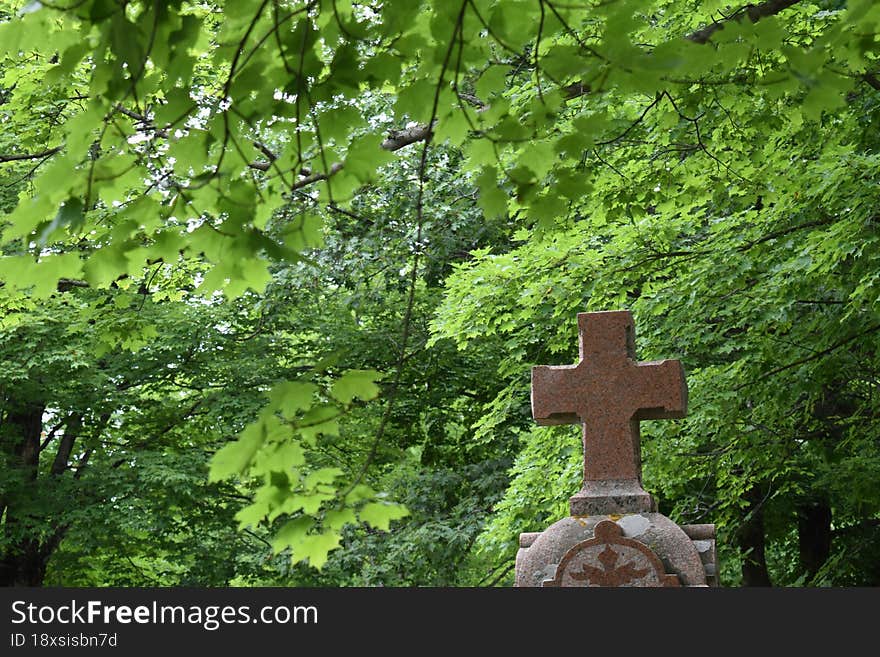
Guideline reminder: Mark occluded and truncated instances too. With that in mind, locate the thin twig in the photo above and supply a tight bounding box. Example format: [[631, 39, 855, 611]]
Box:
[[735, 323, 880, 390], [341, 0, 469, 498]]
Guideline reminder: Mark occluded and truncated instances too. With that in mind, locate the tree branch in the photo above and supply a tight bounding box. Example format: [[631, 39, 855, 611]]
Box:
[[736, 322, 880, 390], [50, 415, 83, 477], [686, 0, 804, 44], [737, 217, 834, 251], [253, 123, 437, 179], [272, 121, 436, 188], [290, 161, 344, 190], [57, 278, 90, 292], [0, 147, 63, 163], [862, 72, 880, 91], [381, 122, 436, 151]]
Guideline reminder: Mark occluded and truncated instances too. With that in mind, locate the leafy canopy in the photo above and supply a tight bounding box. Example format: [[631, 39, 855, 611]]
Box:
[[2, 0, 880, 583]]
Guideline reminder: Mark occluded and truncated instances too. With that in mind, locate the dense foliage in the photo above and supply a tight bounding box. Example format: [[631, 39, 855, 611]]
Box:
[[1, 0, 879, 586]]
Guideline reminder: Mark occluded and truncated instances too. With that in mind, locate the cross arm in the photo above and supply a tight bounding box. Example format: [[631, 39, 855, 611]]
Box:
[[531, 364, 583, 425], [631, 359, 687, 420]]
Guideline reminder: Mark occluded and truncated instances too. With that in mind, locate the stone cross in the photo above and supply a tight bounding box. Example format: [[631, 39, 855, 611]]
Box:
[[531, 310, 687, 515]]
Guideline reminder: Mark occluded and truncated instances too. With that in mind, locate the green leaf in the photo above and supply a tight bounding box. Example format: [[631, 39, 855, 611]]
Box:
[[516, 141, 556, 181], [280, 491, 333, 515], [62, 102, 105, 157], [542, 45, 590, 80], [556, 169, 593, 201], [273, 519, 342, 570], [434, 110, 470, 147], [253, 441, 305, 475], [205, 258, 273, 299], [155, 87, 195, 129], [271, 516, 313, 554], [463, 138, 497, 171], [304, 467, 343, 488], [395, 78, 435, 121], [527, 193, 568, 231], [324, 508, 357, 530], [476, 65, 508, 99], [234, 501, 270, 529], [476, 166, 508, 219], [0, 253, 83, 298], [358, 502, 409, 531], [298, 406, 340, 444], [171, 132, 210, 176], [208, 423, 264, 482], [37, 196, 84, 245], [343, 484, 375, 505], [329, 369, 381, 404], [363, 52, 401, 86], [268, 380, 318, 418], [801, 70, 854, 121], [284, 213, 324, 251], [320, 106, 365, 143], [346, 135, 394, 183]]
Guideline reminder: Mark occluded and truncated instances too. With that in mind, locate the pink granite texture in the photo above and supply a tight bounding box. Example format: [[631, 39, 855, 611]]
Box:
[[531, 310, 687, 515]]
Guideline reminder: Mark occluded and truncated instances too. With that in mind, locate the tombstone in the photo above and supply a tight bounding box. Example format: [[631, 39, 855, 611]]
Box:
[[515, 311, 718, 587]]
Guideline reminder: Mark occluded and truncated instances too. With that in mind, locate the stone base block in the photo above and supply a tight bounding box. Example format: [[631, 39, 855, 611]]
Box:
[[569, 479, 655, 516]]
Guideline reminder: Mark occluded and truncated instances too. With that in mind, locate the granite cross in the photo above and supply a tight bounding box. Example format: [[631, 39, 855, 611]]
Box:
[[531, 310, 687, 515]]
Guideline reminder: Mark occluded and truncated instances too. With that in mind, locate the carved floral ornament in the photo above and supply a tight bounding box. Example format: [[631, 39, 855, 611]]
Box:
[[542, 521, 680, 587]]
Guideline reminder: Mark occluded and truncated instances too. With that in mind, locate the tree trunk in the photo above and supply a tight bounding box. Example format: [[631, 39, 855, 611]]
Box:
[[0, 402, 46, 586], [798, 501, 832, 583], [737, 486, 773, 586]]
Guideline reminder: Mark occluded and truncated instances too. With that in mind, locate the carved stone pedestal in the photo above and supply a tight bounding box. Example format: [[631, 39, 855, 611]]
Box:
[[515, 514, 717, 587]]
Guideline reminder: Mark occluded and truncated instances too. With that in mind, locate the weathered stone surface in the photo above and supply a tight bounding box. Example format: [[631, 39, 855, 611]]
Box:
[[682, 524, 718, 586], [516, 513, 707, 587], [681, 524, 716, 540], [531, 311, 687, 515], [543, 521, 679, 587]]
